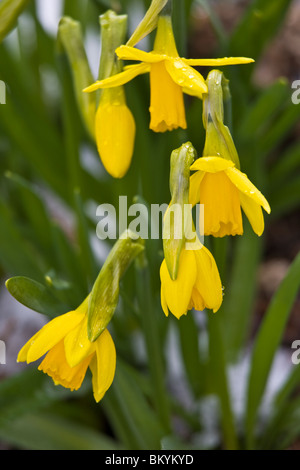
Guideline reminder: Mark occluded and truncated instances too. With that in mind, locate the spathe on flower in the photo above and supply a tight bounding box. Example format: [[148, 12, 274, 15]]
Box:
[[84, 15, 254, 133], [189, 156, 271, 237]]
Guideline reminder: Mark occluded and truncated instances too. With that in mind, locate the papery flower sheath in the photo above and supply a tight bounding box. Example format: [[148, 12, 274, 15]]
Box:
[[160, 241, 223, 319], [84, 15, 253, 133], [17, 297, 116, 402], [189, 156, 271, 237]]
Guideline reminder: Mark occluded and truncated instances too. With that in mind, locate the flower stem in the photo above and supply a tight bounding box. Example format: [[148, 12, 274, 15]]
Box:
[[135, 250, 171, 433]]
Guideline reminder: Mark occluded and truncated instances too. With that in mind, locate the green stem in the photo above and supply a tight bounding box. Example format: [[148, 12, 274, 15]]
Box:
[[207, 313, 239, 450], [135, 250, 171, 433]]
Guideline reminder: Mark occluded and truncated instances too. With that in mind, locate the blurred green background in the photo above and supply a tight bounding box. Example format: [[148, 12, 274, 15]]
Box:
[[0, 0, 299, 450]]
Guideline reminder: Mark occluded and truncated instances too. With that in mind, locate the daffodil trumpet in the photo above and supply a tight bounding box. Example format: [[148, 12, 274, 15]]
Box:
[[189, 156, 271, 237], [84, 15, 254, 133]]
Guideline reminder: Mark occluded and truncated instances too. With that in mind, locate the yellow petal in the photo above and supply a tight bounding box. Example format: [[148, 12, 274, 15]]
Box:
[[160, 250, 197, 319], [183, 57, 254, 66], [200, 171, 243, 237], [17, 330, 41, 363], [83, 63, 151, 93], [190, 156, 235, 173], [95, 88, 136, 178], [24, 310, 85, 364], [240, 192, 265, 236], [64, 316, 96, 368], [193, 246, 223, 313], [165, 58, 207, 98], [89, 329, 116, 402], [189, 171, 204, 207], [39, 340, 92, 392], [116, 45, 165, 63], [149, 61, 187, 132], [190, 288, 205, 312], [225, 167, 271, 213], [160, 285, 169, 317]]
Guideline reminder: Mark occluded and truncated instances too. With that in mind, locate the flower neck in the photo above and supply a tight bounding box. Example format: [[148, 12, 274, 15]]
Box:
[[153, 15, 178, 57]]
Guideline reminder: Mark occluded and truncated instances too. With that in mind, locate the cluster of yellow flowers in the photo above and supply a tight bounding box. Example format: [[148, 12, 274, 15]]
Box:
[[18, 2, 270, 403]]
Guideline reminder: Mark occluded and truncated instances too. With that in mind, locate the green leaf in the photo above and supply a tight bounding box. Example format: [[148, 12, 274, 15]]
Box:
[[0, 200, 44, 279], [245, 252, 300, 448], [177, 313, 206, 397], [207, 313, 239, 450], [237, 78, 290, 142], [221, 224, 262, 361], [0, 0, 31, 43], [5, 172, 55, 260], [269, 143, 300, 187], [230, 0, 293, 60], [102, 361, 165, 450], [5, 276, 68, 317], [0, 412, 121, 450]]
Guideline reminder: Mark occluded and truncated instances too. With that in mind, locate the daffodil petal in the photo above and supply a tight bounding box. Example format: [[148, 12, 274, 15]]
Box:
[[165, 58, 207, 98], [83, 63, 151, 93], [189, 170, 204, 207], [183, 57, 254, 66], [95, 88, 136, 178], [160, 250, 197, 319], [190, 156, 235, 173], [64, 316, 96, 368], [240, 193, 265, 236], [193, 245, 223, 313], [17, 330, 41, 363], [89, 329, 116, 402], [225, 167, 271, 213], [160, 285, 169, 317], [116, 45, 165, 63], [25, 310, 85, 364]]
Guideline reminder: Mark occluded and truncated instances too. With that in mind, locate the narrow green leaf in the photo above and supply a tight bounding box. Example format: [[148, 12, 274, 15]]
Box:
[[221, 223, 262, 361], [0, 412, 121, 450], [0, 0, 31, 43], [102, 362, 165, 450], [237, 78, 289, 142], [207, 313, 239, 450], [245, 252, 300, 448], [5, 276, 68, 317], [177, 313, 206, 397], [230, 0, 293, 60]]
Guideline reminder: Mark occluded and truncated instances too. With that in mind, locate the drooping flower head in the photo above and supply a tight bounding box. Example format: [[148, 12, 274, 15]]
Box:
[[14, 231, 145, 402], [160, 241, 223, 319], [190, 157, 271, 237], [84, 13, 254, 133], [17, 297, 116, 402], [189, 70, 270, 237]]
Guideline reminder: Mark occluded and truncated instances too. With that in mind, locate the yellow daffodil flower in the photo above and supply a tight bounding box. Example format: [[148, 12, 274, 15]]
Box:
[[189, 156, 271, 237], [17, 297, 116, 402], [160, 242, 223, 319], [96, 86, 136, 178], [84, 15, 254, 133]]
